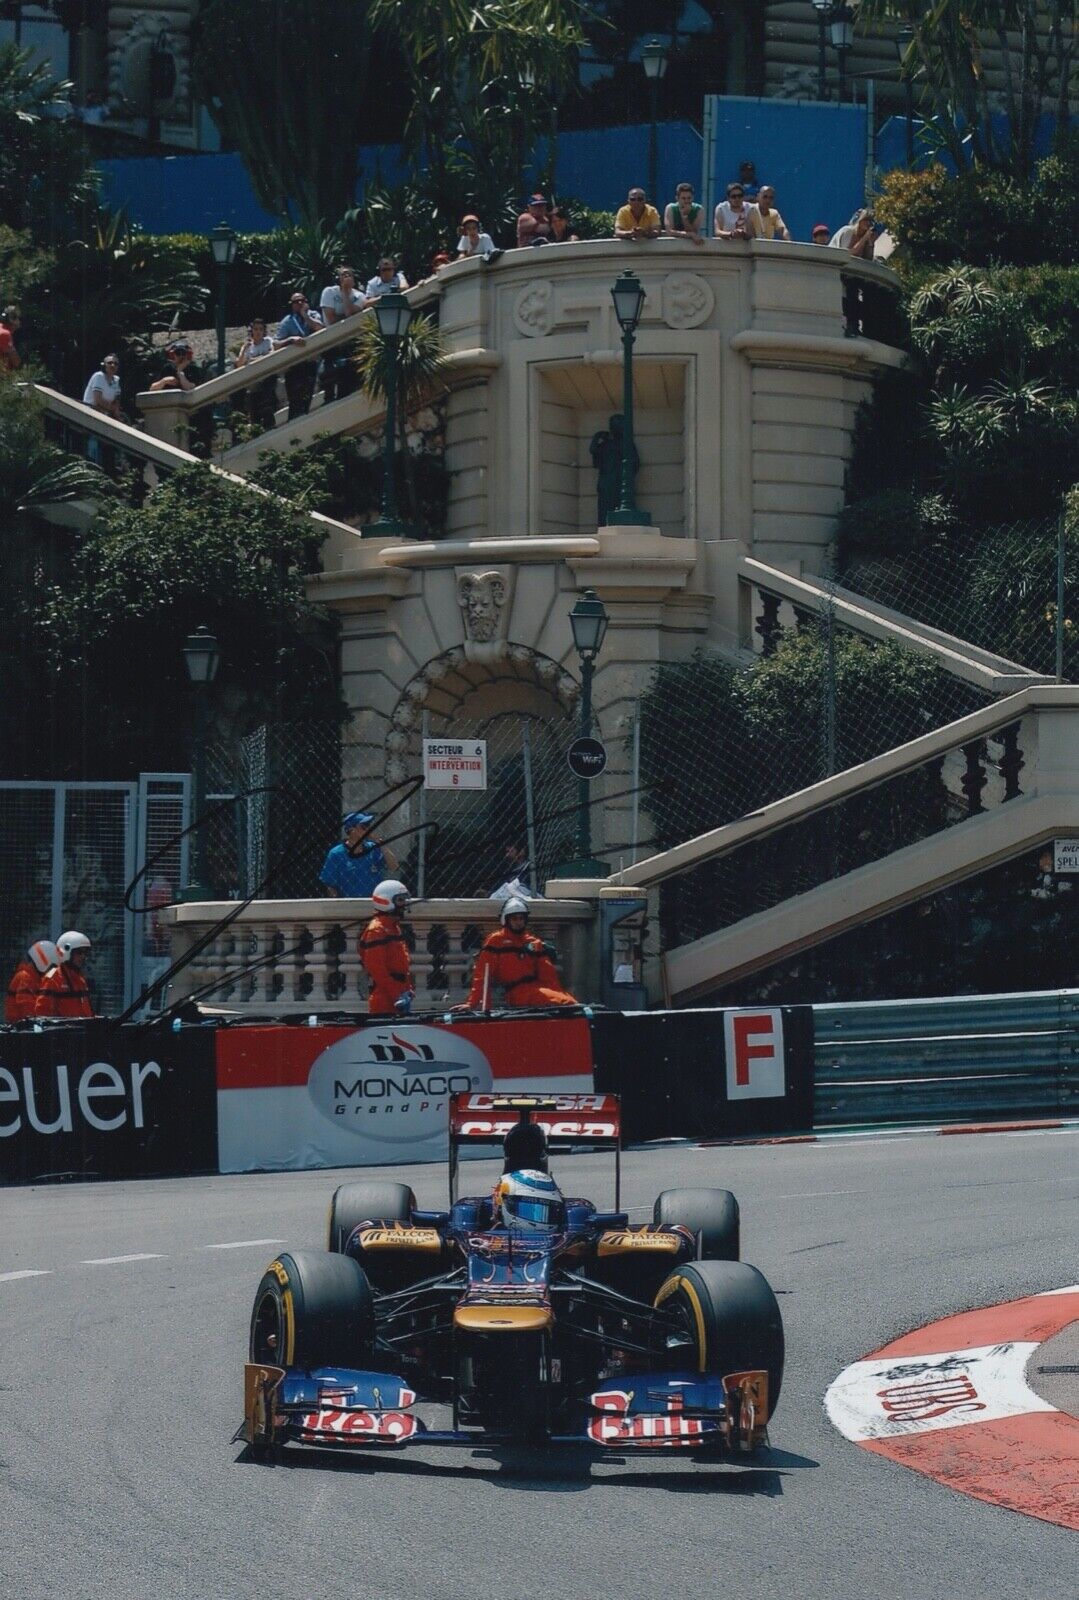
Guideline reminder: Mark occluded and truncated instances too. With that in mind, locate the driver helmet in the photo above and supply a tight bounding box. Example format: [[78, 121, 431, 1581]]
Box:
[[372, 878, 410, 915], [496, 1169, 566, 1233], [56, 930, 91, 962], [500, 895, 530, 926]]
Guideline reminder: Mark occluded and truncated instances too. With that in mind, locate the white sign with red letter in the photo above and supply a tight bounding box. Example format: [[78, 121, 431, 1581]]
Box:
[[723, 1009, 785, 1100]]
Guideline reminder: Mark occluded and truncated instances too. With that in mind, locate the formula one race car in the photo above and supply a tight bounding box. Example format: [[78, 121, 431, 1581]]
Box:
[[241, 1094, 784, 1456]]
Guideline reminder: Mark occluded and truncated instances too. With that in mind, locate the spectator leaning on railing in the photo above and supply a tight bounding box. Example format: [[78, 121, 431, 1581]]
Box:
[[614, 187, 662, 241], [364, 257, 410, 304], [517, 193, 553, 248], [456, 215, 496, 257], [749, 185, 790, 241], [663, 181, 705, 245], [811, 222, 831, 245], [714, 181, 752, 240], [319, 266, 365, 403], [274, 292, 323, 420], [548, 206, 579, 243], [831, 209, 877, 259], [235, 317, 277, 429]]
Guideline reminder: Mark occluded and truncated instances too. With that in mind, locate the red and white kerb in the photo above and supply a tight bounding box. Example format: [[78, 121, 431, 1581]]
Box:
[[825, 1286, 1079, 1530]]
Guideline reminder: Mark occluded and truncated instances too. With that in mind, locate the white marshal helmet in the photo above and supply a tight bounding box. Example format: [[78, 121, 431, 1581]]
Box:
[[28, 939, 59, 975], [56, 930, 91, 962], [371, 879, 410, 914], [500, 895, 530, 925], [496, 1168, 566, 1233]]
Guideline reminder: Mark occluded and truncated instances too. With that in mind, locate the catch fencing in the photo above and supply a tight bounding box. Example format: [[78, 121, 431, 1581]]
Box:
[[0, 775, 188, 1014]]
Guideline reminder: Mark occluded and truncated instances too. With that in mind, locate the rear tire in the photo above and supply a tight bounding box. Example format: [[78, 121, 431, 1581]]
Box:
[[250, 1249, 375, 1369], [653, 1187, 740, 1261], [656, 1260, 784, 1413], [328, 1180, 415, 1253]]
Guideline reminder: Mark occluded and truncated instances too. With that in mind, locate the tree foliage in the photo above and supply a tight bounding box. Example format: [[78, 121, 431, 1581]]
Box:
[[193, 0, 389, 230], [7, 460, 341, 778], [0, 42, 95, 233], [860, 0, 1076, 177]]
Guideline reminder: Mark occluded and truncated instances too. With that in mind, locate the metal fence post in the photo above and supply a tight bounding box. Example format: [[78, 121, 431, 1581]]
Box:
[[416, 709, 429, 900], [1056, 510, 1066, 683], [822, 584, 837, 779], [630, 702, 641, 865], [50, 784, 65, 939], [522, 718, 538, 888]]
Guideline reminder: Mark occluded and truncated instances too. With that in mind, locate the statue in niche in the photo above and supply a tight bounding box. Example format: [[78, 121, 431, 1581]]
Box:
[[589, 413, 639, 526]]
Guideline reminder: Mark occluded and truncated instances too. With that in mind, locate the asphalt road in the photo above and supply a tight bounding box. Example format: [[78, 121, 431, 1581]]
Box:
[[1, 1129, 1076, 1600]]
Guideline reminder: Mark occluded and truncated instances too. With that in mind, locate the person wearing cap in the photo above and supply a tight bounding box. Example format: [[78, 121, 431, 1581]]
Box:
[[319, 812, 400, 898], [457, 216, 496, 258], [34, 932, 94, 1020], [147, 339, 204, 392], [5, 939, 59, 1023], [811, 222, 831, 245], [614, 188, 662, 242], [517, 194, 552, 249]]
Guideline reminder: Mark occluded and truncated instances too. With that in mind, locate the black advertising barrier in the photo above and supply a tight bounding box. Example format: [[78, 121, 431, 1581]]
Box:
[[0, 1020, 218, 1184], [590, 1007, 814, 1142]]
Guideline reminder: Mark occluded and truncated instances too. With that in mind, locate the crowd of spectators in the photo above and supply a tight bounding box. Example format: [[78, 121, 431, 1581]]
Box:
[[55, 159, 879, 439]]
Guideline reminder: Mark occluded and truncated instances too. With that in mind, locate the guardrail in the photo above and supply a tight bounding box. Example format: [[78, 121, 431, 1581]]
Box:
[[813, 987, 1079, 1125]]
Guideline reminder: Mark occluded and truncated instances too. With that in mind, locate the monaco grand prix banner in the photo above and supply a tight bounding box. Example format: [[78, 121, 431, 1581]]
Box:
[[215, 1016, 594, 1173], [0, 1021, 218, 1184]]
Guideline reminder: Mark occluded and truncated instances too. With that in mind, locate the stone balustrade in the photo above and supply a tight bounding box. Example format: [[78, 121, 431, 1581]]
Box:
[[161, 896, 596, 1016]]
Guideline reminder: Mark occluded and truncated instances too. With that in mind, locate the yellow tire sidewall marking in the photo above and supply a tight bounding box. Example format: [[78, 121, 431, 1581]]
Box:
[[655, 1272, 708, 1372]]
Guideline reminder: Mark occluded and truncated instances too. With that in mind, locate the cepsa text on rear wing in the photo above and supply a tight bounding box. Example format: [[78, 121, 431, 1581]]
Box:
[[448, 1093, 622, 1207]]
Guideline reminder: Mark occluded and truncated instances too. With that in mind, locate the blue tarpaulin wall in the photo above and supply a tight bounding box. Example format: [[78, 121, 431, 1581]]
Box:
[[98, 123, 705, 237], [702, 95, 868, 243]]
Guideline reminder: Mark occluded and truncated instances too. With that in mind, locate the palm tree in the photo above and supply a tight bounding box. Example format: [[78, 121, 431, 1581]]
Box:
[[0, 41, 95, 231], [354, 313, 448, 528]]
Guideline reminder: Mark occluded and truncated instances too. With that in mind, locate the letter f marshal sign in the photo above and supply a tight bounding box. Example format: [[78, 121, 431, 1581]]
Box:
[[723, 1010, 785, 1100]]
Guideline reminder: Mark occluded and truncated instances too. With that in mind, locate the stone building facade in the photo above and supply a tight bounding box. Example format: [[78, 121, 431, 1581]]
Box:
[[308, 239, 904, 866]]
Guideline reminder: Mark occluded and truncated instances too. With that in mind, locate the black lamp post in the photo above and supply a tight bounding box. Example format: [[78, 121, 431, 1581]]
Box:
[[812, 0, 831, 100], [209, 222, 237, 378], [365, 290, 414, 537], [607, 271, 650, 527], [641, 37, 669, 209], [896, 23, 915, 167], [829, 4, 855, 103], [562, 589, 609, 879], [182, 624, 220, 902]]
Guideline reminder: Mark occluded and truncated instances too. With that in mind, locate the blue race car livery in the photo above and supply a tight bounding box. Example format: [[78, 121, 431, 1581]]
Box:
[[241, 1095, 784, 1456]]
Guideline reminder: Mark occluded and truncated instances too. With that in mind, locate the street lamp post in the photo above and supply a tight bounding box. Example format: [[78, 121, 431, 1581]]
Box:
[[812, 0, 831, 100], [365, 290, 414, 538], [829, 4, 855, 104], [209, 222, 237, 378], [182, 624, 221, 902], [557, 589, 609, 880], [606, 271, 650, 527], [896, 23, 915, 167], [641, 37, 669, 210]]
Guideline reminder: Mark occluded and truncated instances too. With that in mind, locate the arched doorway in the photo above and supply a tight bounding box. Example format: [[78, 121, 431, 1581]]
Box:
[[387, 647, 581, 898]]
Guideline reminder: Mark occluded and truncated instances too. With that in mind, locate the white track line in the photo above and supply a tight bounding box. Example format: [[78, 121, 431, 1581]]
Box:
[[204, 1239, 284, 1250], [82, 1253, 164, 1265], [0, 1269, 51, 1282]]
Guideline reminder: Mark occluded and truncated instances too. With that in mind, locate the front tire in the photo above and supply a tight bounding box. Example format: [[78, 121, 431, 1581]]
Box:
[[250, 1249, 375, 1369], [327, 1180, 415, 1252], [654, 1187, 740, 1260], [655, 1260, 784, 1413]]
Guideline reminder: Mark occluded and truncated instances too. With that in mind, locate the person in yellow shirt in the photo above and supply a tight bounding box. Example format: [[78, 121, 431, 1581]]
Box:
[[749, 185, 790, 242], [614, 188, 662, 242]]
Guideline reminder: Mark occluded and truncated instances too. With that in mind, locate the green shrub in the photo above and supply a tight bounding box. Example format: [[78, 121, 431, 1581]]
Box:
[[876, 137, 1079, 268]]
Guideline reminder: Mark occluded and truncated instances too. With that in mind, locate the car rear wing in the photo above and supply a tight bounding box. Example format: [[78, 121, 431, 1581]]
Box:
[[448, 1093, 622, 1208]]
